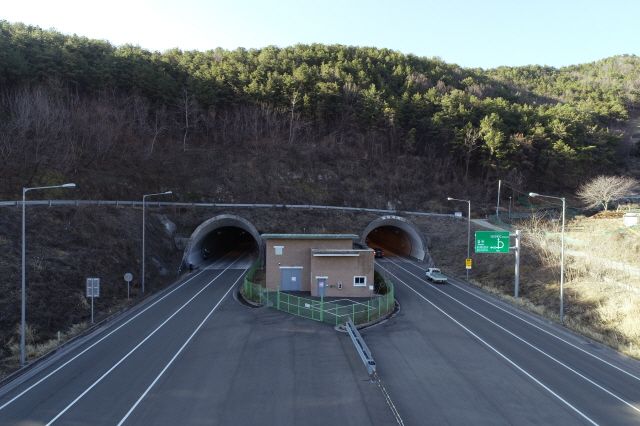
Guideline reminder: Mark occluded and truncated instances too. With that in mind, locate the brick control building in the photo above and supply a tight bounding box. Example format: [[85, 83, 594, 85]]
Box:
[[261, 234, 375, 298]]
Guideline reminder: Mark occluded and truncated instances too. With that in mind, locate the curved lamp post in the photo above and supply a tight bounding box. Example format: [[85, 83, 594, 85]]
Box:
[[142, 191, 172, 293], [529, 192, 565, 323], [447, 197, 471, 282], [22, 183, 76, 366]]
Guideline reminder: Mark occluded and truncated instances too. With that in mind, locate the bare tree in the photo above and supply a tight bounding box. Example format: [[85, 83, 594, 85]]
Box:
[[149, 103, 169, 156], [289, 91, 299, 146], [177, 89, 199, 151], [463, 123, 480, 181], [577, 175, 639, 211]]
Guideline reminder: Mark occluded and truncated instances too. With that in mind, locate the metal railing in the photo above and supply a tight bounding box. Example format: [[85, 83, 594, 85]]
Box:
[[244, 268, 395, 326], [243, 258, 262, 299], [0, 199, 453, 218]]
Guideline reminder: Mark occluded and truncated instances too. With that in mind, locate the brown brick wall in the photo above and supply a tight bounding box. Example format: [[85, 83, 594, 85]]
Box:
[[310, 252, 374, 297], [264, 238, 354, 291]]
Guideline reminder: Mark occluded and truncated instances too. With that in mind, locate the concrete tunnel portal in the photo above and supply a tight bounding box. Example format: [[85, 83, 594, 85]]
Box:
[[180, 214, 264, 273], [180, 213, 433, 275], [362, 215, 434, 266]]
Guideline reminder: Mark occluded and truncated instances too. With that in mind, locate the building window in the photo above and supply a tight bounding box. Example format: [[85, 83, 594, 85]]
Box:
[[354, 276, 366, 286], [274, 246, 283, 255]]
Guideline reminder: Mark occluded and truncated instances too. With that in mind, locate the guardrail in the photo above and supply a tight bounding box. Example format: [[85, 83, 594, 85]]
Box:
[[0, 199, 454, 218], [346, 318, 376, 376]]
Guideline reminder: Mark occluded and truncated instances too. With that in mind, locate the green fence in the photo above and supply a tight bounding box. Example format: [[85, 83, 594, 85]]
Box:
[[243, 264, 395, 326], [243, 257, 262, 301], [487, 213, 589, 245]]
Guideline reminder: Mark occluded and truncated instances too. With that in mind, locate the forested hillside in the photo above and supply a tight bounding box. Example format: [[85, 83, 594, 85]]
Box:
[[2, 21, 640, 377], [1, 21, 639, 206]]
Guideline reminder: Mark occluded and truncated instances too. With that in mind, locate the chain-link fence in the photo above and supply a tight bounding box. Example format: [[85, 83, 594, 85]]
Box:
[[243, 260, 395, 326], [243, 257, 262, 300]]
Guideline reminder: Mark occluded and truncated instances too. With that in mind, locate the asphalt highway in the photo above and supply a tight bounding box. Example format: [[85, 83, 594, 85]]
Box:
[[0, 253, 394, 425], [1, 252, 640, 425], [370, 255, 640, 425]]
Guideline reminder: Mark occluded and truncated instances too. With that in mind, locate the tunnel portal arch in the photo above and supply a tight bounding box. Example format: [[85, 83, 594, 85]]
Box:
[[180, 214, 264, 274], [362, 215, 434, 266]]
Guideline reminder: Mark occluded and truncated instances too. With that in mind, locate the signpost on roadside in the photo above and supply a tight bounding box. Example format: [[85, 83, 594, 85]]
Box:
[[86, 278, 100, 324], [475, 231, 521, 297], [124, 273, 133, 299], [513, 231, 521, 297]]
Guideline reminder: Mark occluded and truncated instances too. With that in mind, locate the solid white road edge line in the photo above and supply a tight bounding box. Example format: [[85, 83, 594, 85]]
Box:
[[45, 259, 243, 425], [0, 271, 201, 410], [399, 259, 640, 383], [377, 264, 600, 426], [116, 270, 246, 426], [0, 255, 239, 410], [388, 262, 640, 414]]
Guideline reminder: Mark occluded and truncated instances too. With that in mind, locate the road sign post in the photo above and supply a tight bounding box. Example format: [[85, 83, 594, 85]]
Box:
[[475, 231, 522, 298], [124, 273, 133, 299], [86, 278, 100, 324]]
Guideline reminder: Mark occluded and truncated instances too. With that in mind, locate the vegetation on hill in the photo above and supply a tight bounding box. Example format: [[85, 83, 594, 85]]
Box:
[[1, 21, 639, 206], [1, 21, 640, 376]]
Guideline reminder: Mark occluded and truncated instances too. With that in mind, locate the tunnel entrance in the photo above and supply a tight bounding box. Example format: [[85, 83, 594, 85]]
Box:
[[180, 214, 264, 274], [199, 226, 257, 258], [362, 215, 434, 266]]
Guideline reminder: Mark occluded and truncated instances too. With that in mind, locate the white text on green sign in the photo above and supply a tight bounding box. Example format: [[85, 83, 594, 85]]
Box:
[[475, 231, 510, 253]]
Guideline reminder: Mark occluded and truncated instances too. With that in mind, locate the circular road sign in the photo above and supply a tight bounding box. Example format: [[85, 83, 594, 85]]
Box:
[[124, 273, 133, 282]]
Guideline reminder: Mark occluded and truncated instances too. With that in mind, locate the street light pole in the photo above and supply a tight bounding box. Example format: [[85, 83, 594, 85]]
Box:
[[529, 192, 565, 323], [22, 183, 76, 366], [142, 191, 172, 293], [496, 179, 501, 217], [447, 197, 471, 282]]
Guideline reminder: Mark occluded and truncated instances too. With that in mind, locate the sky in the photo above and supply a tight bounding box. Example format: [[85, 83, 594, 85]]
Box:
[[3, 0, 639, 69]]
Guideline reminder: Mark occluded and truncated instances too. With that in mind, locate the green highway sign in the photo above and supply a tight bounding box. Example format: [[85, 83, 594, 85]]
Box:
[[475, 231, 510, 253]]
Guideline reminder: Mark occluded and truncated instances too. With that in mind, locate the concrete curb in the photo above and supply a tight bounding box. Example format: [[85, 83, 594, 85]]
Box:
[[238, 283, 399, 330], [334, 299, 401, 332]]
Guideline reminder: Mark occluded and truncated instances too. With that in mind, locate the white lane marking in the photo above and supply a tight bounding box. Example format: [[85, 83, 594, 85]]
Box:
[[386, 262, 640, 415], [116, 270, 246, 425], [45, 263, 242, 425], [0, 255, 244, 410], [399, 259, 640, 383], [0, 255, 241, 410], [377, 264, 600, 426]]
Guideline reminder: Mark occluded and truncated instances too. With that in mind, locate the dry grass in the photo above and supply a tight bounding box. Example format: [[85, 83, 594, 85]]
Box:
[[1, 321, 91, 379], [488, 215, 640, 359], [565, 217, 640, 266]]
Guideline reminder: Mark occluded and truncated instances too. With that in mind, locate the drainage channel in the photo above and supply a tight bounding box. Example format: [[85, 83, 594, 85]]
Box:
[[345, 320, 404, 425]]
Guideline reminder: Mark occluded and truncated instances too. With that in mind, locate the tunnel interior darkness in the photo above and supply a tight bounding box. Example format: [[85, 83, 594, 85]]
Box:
[[180, 215, 264, 273], [362, 216, 433, 265], [367, 226, 413, 255], [180, 214, 432, 275], [197, 226, 258, 260]]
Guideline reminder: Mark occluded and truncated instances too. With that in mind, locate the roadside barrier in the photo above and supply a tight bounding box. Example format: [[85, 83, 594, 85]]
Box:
[[0, 199, 453, 218], [346, 319, 376, 376]]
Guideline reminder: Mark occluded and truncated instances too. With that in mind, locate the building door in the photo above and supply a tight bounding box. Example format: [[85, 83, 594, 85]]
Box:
[[317, 278, 327, 297], [281, 268, 302, 291]]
